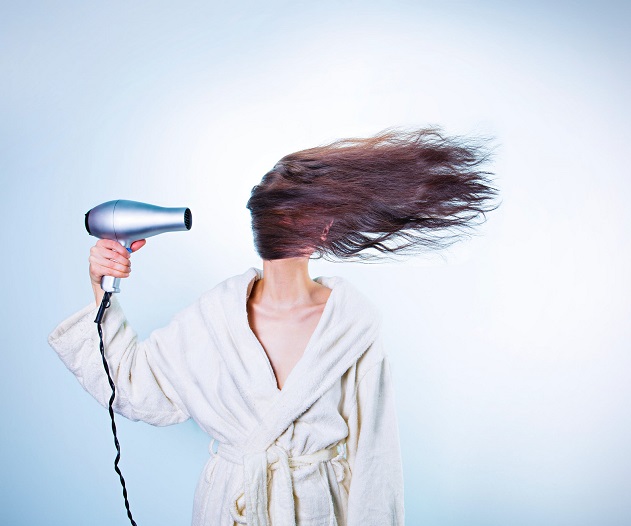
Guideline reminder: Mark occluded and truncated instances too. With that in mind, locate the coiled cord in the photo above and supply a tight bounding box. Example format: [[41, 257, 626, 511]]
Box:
[[95, 291, 138, 526]]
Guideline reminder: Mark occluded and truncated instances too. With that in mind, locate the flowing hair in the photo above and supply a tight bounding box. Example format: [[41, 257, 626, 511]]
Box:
[[246, 126, 500, 262]]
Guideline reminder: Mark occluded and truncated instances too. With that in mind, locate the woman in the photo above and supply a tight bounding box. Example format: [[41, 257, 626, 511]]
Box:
[[48, 127, 498, 525]]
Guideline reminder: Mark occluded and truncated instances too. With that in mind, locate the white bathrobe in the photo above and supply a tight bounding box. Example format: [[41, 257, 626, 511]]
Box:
[[48, 267, 404, 526]]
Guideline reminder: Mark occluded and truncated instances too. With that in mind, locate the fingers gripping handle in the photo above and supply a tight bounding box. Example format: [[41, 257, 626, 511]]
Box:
[[100, 241, 133, 294]]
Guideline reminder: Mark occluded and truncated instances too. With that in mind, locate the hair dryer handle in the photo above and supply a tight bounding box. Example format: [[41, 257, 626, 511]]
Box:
[[101, 275, 121, 293], [99, 241, 132, 293]]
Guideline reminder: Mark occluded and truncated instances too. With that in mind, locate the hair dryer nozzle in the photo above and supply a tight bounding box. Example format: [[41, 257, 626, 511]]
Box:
[[85, 211, 92, 235]]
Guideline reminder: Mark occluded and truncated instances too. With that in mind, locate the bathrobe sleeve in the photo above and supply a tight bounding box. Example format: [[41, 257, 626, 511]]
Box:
[[47, 295, 190, 426], [346, 354, 405, 525]]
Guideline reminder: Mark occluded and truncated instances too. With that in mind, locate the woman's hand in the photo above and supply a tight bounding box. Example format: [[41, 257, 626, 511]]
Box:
[[89, 239, 146, 306]]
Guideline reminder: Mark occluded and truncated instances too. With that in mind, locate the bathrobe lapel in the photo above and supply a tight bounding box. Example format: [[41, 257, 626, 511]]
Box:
[[198, 268, 276, 418]]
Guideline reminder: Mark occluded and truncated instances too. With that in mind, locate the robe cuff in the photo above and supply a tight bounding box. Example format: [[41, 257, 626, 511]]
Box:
[[47, 294, 126, 362]]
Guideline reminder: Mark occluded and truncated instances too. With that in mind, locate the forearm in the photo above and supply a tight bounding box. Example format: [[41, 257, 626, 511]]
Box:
[[48, 295, 189, 425]]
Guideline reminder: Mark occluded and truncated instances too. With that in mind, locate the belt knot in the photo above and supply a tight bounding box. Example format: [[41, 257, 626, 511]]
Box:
[[211, 441, 346, 526]]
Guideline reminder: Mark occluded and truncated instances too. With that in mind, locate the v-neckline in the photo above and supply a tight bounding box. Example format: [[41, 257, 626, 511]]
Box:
[[243, 269, 336, 393]]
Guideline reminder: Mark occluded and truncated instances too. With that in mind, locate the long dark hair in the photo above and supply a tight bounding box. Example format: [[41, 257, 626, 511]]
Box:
[[246, 127, 500, 262]]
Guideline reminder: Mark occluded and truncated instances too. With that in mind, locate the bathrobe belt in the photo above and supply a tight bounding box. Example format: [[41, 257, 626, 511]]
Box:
[[210, 440, 347, 525]]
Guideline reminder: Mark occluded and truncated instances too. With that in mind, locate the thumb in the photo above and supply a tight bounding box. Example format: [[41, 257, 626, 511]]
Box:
[[130, 239, 147, 253]]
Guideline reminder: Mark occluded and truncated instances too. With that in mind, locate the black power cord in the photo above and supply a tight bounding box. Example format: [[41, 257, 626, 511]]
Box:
[[95, 291, 138, 526]]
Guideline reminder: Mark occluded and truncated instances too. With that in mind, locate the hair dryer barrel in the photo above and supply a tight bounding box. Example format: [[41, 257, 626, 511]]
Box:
[[85, 200, 192, 244], [85, 199, 193, 293]]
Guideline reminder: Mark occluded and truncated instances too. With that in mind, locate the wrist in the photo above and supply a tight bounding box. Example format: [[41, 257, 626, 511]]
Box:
[[92, 280, 106, 307]]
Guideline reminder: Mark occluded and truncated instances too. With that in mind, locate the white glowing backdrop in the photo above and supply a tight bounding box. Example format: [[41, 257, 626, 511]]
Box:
[[1, 1, 629, 525]]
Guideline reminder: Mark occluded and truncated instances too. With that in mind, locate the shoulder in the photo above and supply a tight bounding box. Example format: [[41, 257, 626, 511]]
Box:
[[169, 267, 259, 324], [317, 273, 383, 326], [328, 275, 387, 379], [195, 267, 259, 307], [320, 273, 385, 364]]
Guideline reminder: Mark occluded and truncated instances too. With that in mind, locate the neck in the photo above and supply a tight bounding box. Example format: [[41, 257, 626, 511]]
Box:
[[252, 256, 320, 310]]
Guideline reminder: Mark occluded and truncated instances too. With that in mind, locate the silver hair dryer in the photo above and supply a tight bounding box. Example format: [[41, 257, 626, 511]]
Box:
[[85, 199, 192, 293]]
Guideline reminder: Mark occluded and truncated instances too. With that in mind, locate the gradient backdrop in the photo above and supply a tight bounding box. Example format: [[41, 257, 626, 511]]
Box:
[[1, 1, 630, 525]]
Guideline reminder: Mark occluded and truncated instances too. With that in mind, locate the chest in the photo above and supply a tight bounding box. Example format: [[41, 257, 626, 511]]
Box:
[[246, 302, 326, 390]]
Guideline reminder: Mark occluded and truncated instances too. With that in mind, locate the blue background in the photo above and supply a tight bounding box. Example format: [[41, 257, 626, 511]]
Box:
[[1, 1, 630, 525]]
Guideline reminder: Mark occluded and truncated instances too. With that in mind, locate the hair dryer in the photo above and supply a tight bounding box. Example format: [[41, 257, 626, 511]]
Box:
[[85, 199, 192, 293], [82, 199, 192, 525]]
